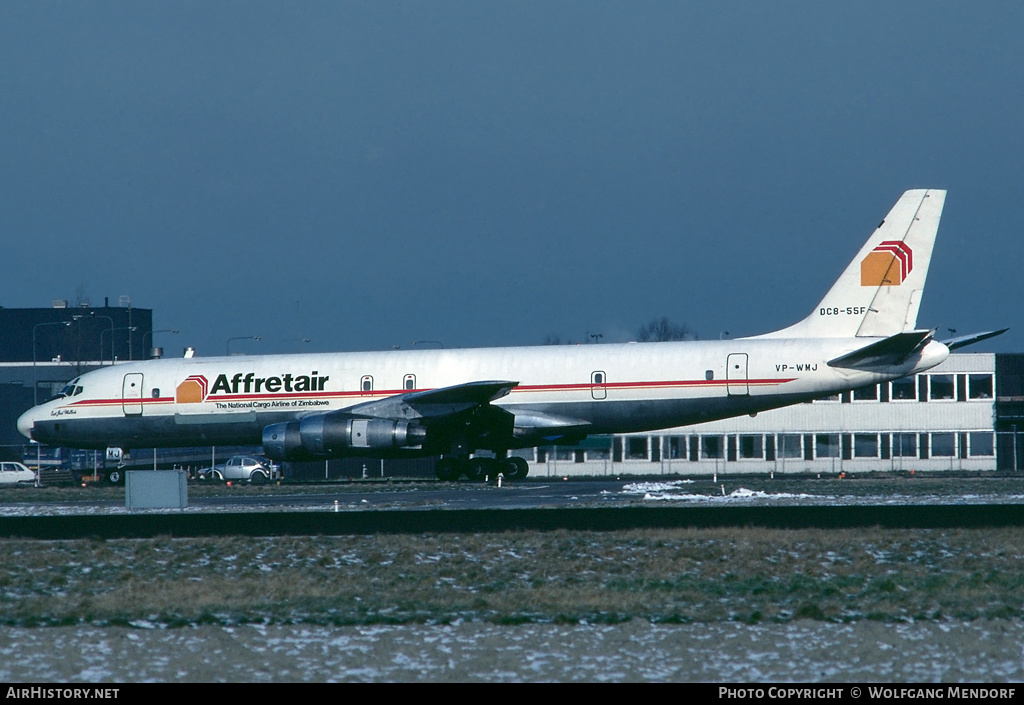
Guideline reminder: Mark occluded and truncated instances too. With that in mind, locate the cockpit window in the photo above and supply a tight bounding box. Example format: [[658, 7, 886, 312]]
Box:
[[57, 378, 82, 398]]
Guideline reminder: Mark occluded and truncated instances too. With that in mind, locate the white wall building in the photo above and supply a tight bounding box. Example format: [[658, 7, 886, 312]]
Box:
[[516, 352, 1007, 478]]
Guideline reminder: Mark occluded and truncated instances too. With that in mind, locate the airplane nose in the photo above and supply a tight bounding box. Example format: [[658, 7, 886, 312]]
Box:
[[17, 408, 36, 440]]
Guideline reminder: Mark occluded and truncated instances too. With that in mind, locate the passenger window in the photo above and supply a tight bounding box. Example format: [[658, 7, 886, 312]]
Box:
[[152, 388, 159, 398], [361, 375, 373, 393], [404, 374, 416, 391]]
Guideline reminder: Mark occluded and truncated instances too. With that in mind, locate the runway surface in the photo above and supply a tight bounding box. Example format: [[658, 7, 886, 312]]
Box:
[[2, 475, 1024, 538], [5, 474, 1024, 515]]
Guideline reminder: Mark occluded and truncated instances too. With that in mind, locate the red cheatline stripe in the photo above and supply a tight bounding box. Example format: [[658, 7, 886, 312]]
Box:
[[64, 378, 798, 408]]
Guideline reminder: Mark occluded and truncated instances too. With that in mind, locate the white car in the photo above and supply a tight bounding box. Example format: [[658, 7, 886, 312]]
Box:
[[199, 456, 276, 483], [0, 462, 37, 485]]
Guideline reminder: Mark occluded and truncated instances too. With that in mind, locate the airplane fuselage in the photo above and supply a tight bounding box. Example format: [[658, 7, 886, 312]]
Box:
[[21, 336, 949, 453]]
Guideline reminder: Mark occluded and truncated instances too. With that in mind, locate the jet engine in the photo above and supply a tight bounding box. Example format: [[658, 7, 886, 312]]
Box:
[[262, 413, 426, 461]]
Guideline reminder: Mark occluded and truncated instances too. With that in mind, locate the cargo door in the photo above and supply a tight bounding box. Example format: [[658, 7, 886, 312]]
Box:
[[122, 373, 144, 416], [726, 354, 749, 396]]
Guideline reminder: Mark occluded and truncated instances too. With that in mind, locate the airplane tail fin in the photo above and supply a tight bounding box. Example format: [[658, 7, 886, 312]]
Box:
[[756, 189, 946, 339]]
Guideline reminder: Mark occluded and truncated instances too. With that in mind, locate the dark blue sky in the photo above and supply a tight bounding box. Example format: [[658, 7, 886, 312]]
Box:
[[2, 2, 1021, 356]]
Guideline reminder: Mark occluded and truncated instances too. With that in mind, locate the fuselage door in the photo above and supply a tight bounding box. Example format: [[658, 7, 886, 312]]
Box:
[[726, 354, 749, 396], [122, 373, 144, 416]]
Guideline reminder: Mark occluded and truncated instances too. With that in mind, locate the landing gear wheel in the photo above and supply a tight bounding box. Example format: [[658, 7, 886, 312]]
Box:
[[465, 458, 495, 482], [502, 457, 529, 481], [435, 457, 463, 482]]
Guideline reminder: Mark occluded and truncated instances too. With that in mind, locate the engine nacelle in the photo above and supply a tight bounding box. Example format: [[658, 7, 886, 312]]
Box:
[[262, 421, 303, 461], [263, 414, 426, 461]]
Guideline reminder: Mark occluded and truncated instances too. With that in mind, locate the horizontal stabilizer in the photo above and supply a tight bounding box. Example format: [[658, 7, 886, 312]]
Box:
[[940, 328, 1008, 351], [828, 329, 935, 370]]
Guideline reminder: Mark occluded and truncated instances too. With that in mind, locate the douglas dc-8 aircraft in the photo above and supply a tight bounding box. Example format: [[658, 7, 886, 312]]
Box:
[[18, 190, 1005, 482]]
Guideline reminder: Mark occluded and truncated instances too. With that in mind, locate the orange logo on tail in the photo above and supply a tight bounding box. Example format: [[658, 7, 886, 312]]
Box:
[[176, 375, 209, 404], [861, 241, 913, 286]]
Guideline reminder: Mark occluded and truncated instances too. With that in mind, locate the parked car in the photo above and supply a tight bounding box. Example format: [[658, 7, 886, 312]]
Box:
[[198, 455, 277, 483], [0, 462, 37, 486]]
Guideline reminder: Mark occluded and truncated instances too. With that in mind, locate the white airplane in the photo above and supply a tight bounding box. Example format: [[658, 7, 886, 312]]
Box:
[[17, 189, 1003, 482]]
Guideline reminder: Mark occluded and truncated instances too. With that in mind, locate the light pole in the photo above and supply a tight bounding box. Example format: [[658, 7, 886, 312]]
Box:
[[227, 336, 261, 355], [100, 326, 137, 364], [280, 338, 310, 353], [73, 312, 114, 365], [144, 329, 179, 358], [32, 320, 71, 406]]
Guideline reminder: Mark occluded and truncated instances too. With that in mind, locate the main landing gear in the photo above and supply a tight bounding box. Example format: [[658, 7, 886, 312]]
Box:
[[434, 455, 529, 482]]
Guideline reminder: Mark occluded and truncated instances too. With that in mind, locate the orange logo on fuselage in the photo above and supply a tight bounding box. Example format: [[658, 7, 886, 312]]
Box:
[[861, 241, 913, 286], [176, 375, 209, 404]]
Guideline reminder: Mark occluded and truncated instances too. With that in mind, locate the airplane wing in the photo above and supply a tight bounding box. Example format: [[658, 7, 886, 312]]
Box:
[[264, 379, 591, 460], [345, 380, 518, 419]]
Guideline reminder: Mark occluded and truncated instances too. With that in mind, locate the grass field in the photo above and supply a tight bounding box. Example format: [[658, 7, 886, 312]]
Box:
[[2, 526, 1023, 628]]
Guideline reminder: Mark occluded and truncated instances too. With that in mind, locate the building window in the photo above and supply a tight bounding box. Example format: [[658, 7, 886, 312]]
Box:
[[931, 433, 956, 457], [891, 377, 916, 401], [814, 393, 840, 403], [968, 374, 993, 400], [929, 375, 955, 401], [970, 432, 994, 456], [892, 433, 917, 457], [816, 434, 840, 458], [553, 446, 574, 461], [778, 434, 802, 459], [626, 436, 649, 460], [739, 435, 763, 460], [852, 384, 878, 402], [665, 436, 687, 460], [701, 436, 722, 460], [854, 434, 878, 458]]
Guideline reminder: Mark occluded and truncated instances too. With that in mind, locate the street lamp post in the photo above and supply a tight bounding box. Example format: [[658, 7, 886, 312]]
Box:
[[143, 329, 179, 358], [100, 326, 138, 364], [73, 313, 114, 365], [32, 320, 71, 406], [280, 338, 310, 353], [227, 336, 261, 356]]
